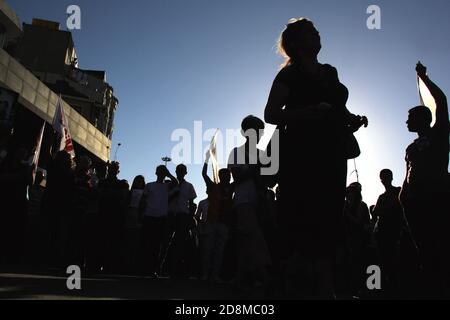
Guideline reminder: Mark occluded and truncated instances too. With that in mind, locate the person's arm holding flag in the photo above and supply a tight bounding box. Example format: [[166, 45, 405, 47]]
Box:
[[202, 151, 214, 188], [417, 61, 449, 131]]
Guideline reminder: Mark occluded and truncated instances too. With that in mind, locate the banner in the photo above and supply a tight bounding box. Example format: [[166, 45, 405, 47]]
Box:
[[418, 76, 437, 127], [52, 95, 75, 158], [209, 129, 220, 183], [31, 121, 45, 182]]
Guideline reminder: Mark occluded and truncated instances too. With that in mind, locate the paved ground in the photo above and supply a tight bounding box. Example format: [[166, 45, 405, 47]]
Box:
[[0, 269, 251, 300]]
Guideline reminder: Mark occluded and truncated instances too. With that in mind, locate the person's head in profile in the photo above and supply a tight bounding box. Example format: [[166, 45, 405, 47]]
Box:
[[406, 106, 432, 135], [379, 169, 393, 189], [218, 168, 231, 185], [176, 164, 187, 181], [278, 17, 321, 66], [241, 115, 265, 146]]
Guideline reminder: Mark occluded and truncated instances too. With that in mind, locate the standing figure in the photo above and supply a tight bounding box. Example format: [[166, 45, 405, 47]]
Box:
[[41, 150, 75, 267], [169, 164, 197, 278], [399, 62, 449, 299], [264, 18, 367, 298], [125, 175, 145, 274], [228, 115, 272, 291], [343, 182, 371, 297], [199, 151, 233, 282], [372, 169, 403, 296], [98, 161, 129, 273], [139, 166, 177, 277], [0, 148, 33, 266]]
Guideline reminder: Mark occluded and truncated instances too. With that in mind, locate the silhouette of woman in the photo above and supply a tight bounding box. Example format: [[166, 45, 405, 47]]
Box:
[[264, 18, 367, 297]]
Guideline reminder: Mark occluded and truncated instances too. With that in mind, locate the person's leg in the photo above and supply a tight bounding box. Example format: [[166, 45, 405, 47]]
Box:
[[140, 217, 157, 275], [315, 258, 335, 299], [171, 213, 190, 277], [159, 217, 174, 276], [235, 204, 271, 286], [211, 223, 229, 281], [432, 191, 450, 298], [147, 217, 162, 275], [200, 223, 214, 280], [409, 192, 444, 299], [138, 217, 149, 274], [380, 237, 398, 297], [235, 205, 250, 284], [154, 217, 167, 275]]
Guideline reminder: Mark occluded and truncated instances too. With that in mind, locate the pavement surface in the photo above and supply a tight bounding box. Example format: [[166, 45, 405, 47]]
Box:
[[0, 268, 251, 300]]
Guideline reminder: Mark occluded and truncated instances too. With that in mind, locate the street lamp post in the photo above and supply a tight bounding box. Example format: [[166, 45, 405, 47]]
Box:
[[114, 143, 122, 161], [162, 156, 171, 167]]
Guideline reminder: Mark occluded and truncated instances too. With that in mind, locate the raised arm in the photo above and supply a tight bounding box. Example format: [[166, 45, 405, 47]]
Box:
[[417, 61, 449, 130], [202, 151, 213, 187], [163, 166, 178, 185]]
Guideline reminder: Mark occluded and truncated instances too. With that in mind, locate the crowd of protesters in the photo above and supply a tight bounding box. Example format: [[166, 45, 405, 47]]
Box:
[[0, 17, 449, 300], [0, 153, 200, 279]]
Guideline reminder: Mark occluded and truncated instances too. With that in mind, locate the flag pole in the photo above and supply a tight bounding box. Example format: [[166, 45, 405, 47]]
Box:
[[114, 143, 122, 161], [349, 158, 359, 183]]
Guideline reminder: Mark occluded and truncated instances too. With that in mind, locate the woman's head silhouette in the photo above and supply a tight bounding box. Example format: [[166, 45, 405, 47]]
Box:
[[278, 18, 321, 67]]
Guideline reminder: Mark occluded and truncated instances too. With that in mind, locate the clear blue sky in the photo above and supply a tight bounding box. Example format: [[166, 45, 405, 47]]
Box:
[[10, 0, 450, 206]]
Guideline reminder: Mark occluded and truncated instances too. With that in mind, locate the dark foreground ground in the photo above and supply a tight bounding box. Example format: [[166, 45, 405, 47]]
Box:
[[0, 268, 249, 300]]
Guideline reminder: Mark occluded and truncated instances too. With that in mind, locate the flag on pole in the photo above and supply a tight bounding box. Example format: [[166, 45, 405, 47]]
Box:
[[418, 76, 437, 127], [52, 95, 75, 158], [209, 129, 220, 183], [30, 121, 45, 182]]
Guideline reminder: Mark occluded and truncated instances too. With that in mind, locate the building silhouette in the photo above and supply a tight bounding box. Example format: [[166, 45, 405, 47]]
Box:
[[0, 0, 117, 167]]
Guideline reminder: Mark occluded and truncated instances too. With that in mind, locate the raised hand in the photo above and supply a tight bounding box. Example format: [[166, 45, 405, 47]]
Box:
[[416, 61, 427, 78], [349, 115, 368, 132], [360, 115, 368, 128], [161, 165, 170, 177]]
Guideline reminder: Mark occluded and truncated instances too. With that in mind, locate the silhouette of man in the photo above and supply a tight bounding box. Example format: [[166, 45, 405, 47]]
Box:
[[199, 151, 234, 282], [343, 182, 370, 297], [372, 169, 403, 295], [399, 62, 449, 298], [139, 165, 177, 277], [170, 164, 197, 278], [227, 115, 271, 290], [0, 148, 33, 266], [98, 161, 129, 272]]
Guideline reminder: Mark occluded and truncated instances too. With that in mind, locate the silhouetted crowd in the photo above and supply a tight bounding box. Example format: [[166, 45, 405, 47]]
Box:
[[0, 18, 449, 300]]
